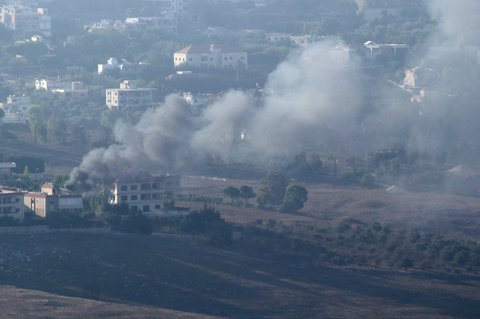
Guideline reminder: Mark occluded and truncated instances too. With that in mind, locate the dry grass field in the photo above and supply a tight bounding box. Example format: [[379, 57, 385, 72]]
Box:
[[181, 176, 480, 241]]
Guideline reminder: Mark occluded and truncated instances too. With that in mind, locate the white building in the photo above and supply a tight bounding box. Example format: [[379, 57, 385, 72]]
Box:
[[266, 32, 292, 44], [0, 162, 16, 175], [182, 92, 215, 107], [174, 44, 248, 69], [110, 173, 181, 215], [125, 15, 177, 33], [0, 4, 51, 38], [0, 95, 32, 124], [362, 41, 409, 62], [0, 188, 25, 220], [35, 79, 88, 97], [98, 57, 121, 74], [106, 80, 154, 109], [290, 34, 325, 47], [35, 78, 71, 91]]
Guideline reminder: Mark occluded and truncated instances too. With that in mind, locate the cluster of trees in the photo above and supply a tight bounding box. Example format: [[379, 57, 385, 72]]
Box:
[[156, 205, 233, 247], [235, 218, 480, 274], [222, 172, 308, 214], [106, 204, 153, 235], [257, 172, 308, 214], [223, 185, 256, 206]]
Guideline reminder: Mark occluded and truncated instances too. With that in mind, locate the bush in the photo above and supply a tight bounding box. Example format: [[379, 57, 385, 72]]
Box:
[[107, 205, 153, 235], [46, 212, 90, 229]]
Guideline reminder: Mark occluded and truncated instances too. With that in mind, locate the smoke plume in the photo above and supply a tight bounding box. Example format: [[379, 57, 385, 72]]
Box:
[[70, 1, 480, 189]]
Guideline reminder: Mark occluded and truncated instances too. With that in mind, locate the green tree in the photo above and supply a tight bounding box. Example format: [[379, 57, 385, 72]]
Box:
[[281, 185, 308, 214], [68, 124, 87, 151], [47, 118, 67, 145], [256, 172, 289, 209], [27, 106, 45, 144], [240, 185, 256, 207], [223, 186, 241, 204]]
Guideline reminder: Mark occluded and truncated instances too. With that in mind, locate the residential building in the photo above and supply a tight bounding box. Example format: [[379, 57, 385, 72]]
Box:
[[124, 15, 177, 33], [157, 0, 187, 21], [0, 4, 51, 38], [0, 162, 16, 175], [0, 188, 25, 220], [3, 95, 32, 124], [109, 173, 180, 215], [106, 80, 154, 109], [290, 34, 325, 47], [35, 79, 88, 97], [174, 44, 247, 69], [362, 41, 409, 62], [266, 32, 292, 44], [35, 78, 71, 91], [51, 81, 88, 98], [24, 183, 83, 217], [84, 19, 126, 33], [98, 57, 148, 74], [182, 92, 215, 107], [98, 57, 122, 74]]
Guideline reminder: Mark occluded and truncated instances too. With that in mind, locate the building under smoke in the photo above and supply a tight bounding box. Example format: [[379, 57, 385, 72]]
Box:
[[109, 173, 180, 215]]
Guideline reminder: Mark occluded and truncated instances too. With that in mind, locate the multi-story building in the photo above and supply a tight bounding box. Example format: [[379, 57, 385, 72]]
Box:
[[266, 32, 292, 44], [174, 44, 248, 69], [362, 41, 409, 63], [110, 173, 181, 215], [3, 95, 32, 124], [0, 4, 51, 38], [24, 183, 84, 218], [0, 162, 16, 175], [35, 78, 71, 91], [124, 15, 177, 33], [106, 80, 154, 109], [0, 188, 25, 220], [35, 79, 88, 97]]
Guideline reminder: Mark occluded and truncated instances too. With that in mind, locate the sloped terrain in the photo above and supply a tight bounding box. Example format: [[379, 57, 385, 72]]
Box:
[[0, 232, 479, 319]]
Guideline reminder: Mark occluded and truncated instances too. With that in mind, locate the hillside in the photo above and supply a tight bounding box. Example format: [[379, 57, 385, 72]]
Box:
[[0, 231, 478, 319]]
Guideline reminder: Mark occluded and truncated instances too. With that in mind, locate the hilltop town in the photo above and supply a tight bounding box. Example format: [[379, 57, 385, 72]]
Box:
[[1, 0, 480, 318]]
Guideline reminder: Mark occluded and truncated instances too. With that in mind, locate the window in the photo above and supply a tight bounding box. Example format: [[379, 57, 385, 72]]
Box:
[[143, 205, 150, 212], [121, 195, 128, 201], [131, 185, 138, 191], [131, 195, 138, 201], [141, 194, 152, 200], [120, 185, 128, 191], [155, 205, 161, 210]]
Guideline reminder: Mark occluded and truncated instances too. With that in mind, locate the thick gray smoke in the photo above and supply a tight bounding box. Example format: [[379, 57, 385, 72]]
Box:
[[70, 95, 196, 189], [70, 40, 366, 188], [70, 1, 480, 189]]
